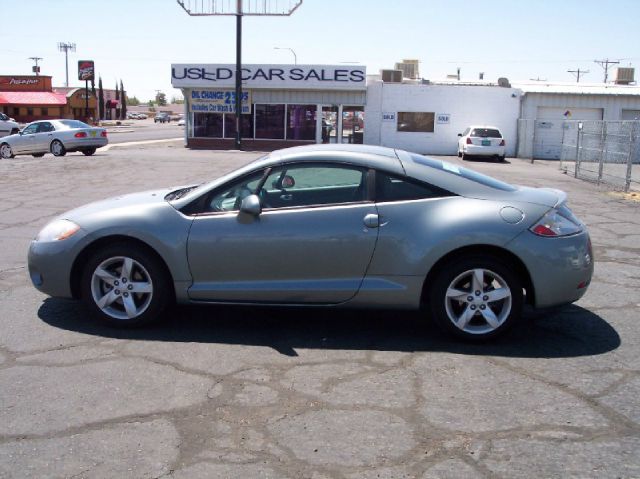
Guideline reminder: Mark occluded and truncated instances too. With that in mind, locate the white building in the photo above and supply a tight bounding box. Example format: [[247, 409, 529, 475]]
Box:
[[364, 79, 521, 157], [515, 82, 640, 159]]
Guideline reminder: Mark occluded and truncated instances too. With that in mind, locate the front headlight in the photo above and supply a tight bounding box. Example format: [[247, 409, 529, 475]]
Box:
[[35, 219, 80, 242]]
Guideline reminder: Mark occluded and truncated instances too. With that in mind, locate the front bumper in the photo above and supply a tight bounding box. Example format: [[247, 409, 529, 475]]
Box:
[[508, 229, 593, 308], [27, 231, 88, 298]]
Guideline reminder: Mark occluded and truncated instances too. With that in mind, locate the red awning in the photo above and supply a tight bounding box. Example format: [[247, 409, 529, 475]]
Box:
[[0, 91, 67, 105]]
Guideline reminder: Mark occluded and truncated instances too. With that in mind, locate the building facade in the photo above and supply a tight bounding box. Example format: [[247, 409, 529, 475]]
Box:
[[171, 64, 367, 149]]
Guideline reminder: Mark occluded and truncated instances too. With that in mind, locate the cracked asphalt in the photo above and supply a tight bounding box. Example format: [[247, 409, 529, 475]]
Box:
[[0, 142, 639, 478]]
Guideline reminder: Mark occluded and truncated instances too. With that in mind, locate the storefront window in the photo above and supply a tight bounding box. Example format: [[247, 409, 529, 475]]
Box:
[[224, 112, 254, 139], [194, 113, 223, 138], [287, 104, 316, 141], [397, 112, 435, 132], [255, 104, 285, 139]]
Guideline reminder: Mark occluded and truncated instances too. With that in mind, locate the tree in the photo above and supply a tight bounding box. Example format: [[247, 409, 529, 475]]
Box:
[[98, 77, 105, 120], [155, 91, 167, 106], [120, 80, 127, 120], [90, 77, 97, 123], [115, 82, 120, 120], [170, 96, 185, 104], [127, 96, 141, 106]]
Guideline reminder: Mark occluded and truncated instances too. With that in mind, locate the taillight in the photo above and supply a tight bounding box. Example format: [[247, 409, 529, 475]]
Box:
[[499, 139, 505, 146], [530, 207, 582, 237], [74, 131, 87, 138], [101, 131, 107, 137], [466, 137, 472, 144]]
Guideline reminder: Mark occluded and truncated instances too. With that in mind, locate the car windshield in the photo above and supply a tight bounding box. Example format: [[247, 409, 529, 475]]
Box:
[[470, 128, 502, 138], [410, 154, 516, 192], [58, 120, 90, 129]]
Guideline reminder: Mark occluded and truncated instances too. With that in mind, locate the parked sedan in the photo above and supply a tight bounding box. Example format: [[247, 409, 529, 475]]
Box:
[[28, 144, 592, 340], [458, 125, 506, 161], [0, 120, 108, 158]]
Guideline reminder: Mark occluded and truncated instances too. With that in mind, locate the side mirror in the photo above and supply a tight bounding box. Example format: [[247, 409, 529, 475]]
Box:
[[457, 133, 462, 137], [239, 194, 262, 216]]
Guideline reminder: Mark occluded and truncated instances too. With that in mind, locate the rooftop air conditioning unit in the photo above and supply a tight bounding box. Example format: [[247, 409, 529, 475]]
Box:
[[497, 77, 511, 88], [615, 68, 635, 85], [380, 69, 403, 83], [394, 59, 420, 80]]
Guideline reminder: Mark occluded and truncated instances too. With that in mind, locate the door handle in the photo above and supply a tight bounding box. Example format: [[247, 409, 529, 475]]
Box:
[[280, 194, 292, 201], [363, 213, 380, 228]]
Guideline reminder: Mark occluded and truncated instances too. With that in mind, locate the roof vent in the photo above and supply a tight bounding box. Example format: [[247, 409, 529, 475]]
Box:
[[497, 77, 511, 88]]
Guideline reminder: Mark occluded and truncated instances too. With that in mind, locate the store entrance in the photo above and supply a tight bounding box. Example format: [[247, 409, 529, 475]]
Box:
[[341, 106, 364, 144], [320, 105, 338, 143]]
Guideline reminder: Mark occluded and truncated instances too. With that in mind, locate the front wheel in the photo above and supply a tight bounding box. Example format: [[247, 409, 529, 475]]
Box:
[[50, 140, 66, 157], [0, 143, 14, 159], [428, 256, 523, 341], [81, 243, 173, 327], [82, 148, 97, 156]]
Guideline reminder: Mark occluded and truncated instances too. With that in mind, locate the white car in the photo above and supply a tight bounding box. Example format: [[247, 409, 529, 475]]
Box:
[[0, 119, 108, 159], [0, 112, 19, 138], [177, 118, 185, 126], [457, 125, 506, 161]]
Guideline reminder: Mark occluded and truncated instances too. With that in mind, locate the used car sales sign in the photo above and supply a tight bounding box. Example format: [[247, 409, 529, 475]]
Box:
[[172, 64, 367, 90]]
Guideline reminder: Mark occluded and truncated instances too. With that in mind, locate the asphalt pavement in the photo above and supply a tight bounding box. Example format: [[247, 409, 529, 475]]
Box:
[[0, 143, 639, 478], [107, 119, 184, 143]]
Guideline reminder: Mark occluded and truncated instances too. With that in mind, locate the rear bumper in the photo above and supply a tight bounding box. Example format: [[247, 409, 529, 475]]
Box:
[[64, 138, 108, 150], [463, 145, 505, 156], [508, 229, 593, 308]]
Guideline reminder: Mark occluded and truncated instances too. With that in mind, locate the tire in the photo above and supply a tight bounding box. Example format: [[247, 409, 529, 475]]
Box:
[[50, 140, 66, 157], [80, 242, 173, 327], [499, 155, 506, 162], [457, 150, 462, 158], [461, 152, 468, 161], [82, 148, 97, 156], [428, 256, 523, 341], [32, 153, 45, 158], [0, 143, 15, 159]]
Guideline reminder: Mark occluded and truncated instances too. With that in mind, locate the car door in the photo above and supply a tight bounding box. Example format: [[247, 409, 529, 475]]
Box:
[[186, 162, 379, 304], [35, 121, 55, 152], [12, 123, 39, 153]]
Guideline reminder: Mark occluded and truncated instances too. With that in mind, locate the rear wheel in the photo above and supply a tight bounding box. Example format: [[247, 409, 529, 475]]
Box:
[[50, 140, 66, 157], [428, 256, 523, 341], [82, 148, 97, 156], [81, 243, 173, 327], [1, 143, 14, 159]]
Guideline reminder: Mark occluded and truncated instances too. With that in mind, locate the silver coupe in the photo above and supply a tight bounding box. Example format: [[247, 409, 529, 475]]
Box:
[[0, 119, 108, 158], [28, 145, 593, 340]]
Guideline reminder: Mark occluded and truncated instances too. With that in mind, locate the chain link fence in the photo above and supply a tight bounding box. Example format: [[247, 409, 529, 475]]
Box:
[[518, 119, 640, 192]]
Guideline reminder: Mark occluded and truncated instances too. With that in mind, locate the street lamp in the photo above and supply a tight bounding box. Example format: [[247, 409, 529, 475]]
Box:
[[274, 47, 297, 65]]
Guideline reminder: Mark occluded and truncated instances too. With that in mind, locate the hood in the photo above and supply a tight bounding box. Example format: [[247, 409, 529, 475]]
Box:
[[62, 188, 175, 222]]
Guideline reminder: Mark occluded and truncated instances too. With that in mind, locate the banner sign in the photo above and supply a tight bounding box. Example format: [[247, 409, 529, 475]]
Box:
[[382, 112, 396, 122], [189, 89, 252, 114], [78, 60, 95, 81], [436, 113, 450, 124], [172, 64, 366, 91]]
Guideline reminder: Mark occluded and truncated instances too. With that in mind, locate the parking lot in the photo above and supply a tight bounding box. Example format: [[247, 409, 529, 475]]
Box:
[[1, 142, 639, 478]]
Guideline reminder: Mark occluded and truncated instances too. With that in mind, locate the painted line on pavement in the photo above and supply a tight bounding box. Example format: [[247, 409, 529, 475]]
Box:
[[102, 138, 184, 151]]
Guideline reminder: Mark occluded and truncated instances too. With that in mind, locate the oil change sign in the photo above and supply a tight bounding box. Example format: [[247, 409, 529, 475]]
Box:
[[189, 90, 252, 114]]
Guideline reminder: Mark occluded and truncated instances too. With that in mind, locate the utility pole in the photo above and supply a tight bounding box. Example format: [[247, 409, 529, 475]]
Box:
[[58, 42, 76, 87], [28, 57, 43, 76], [594, 58, 620, 83], [568, 68, 589, 83]]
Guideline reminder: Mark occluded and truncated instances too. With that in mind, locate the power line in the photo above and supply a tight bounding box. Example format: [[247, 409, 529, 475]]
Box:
[[594, 58, 620, 83], [567, 68, 589, 83]]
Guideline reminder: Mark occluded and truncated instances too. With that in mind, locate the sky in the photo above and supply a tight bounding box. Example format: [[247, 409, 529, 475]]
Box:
[[1, 0, 639, 101]]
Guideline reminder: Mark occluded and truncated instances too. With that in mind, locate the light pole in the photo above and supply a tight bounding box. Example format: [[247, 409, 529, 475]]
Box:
[[274, 47, 297, 65], [58, 42, 76, 87]]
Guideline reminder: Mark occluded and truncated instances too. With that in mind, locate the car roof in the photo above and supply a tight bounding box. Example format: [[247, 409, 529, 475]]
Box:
[[466, 125, 502, 130]]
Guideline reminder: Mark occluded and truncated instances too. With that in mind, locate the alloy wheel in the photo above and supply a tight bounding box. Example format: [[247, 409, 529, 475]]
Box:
[[90, 256, 154, 320], [444, 268, 512, 335]]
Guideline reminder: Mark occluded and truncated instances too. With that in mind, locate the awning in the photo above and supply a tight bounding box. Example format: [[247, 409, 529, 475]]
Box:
[[0, 91, 67, 105]]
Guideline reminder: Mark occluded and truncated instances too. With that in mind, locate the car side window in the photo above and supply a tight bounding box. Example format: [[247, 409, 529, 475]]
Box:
[[22, 124, 38, 135], [206, 170, 266, 212], [375, 171, 451, 202], [259, 164, 366, 209], [38, 122, 54, 133]]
